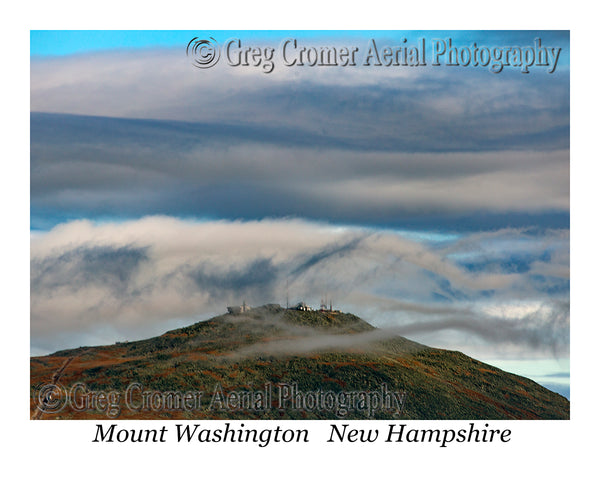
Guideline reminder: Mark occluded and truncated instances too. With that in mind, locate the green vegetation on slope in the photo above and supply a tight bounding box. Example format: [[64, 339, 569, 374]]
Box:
[[31, 304, 569, 420]]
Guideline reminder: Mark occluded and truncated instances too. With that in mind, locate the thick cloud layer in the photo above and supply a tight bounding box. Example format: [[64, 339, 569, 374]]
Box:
[[30, 44, 569, 230], [31, 217, 569, 358]]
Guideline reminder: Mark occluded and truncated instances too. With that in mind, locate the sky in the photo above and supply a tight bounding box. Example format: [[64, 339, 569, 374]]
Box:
[[30, 30, 570, 397]]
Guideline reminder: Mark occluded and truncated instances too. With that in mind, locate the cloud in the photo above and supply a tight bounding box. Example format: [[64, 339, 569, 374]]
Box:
[[31, 245, 149, 293], [29, 40, 570, 367], [30, 47, 569, 148], [30, 112, 569, 227], [231, 304, 570, 359], [30, 45, 568, 229], [31, 217, 569, 358], [383, 301, 569, 354]]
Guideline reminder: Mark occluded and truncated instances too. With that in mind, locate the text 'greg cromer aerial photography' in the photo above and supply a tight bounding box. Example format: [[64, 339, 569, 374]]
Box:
[[30, 30, 570, 422]]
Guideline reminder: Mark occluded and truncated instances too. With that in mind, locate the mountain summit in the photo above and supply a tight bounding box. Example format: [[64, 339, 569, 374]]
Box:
[[30, 304, 569, 419]]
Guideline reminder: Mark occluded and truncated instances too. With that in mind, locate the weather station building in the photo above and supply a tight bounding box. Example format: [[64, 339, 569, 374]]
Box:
[[293, 302, 312, 311], [227, 301, 251, 315]]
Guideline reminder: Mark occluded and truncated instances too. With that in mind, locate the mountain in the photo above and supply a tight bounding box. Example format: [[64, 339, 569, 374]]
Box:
[[30, 304, 569, 420]]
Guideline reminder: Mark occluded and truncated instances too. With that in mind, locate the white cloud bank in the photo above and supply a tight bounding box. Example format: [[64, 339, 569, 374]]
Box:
[[31, 217, 569, 359]]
